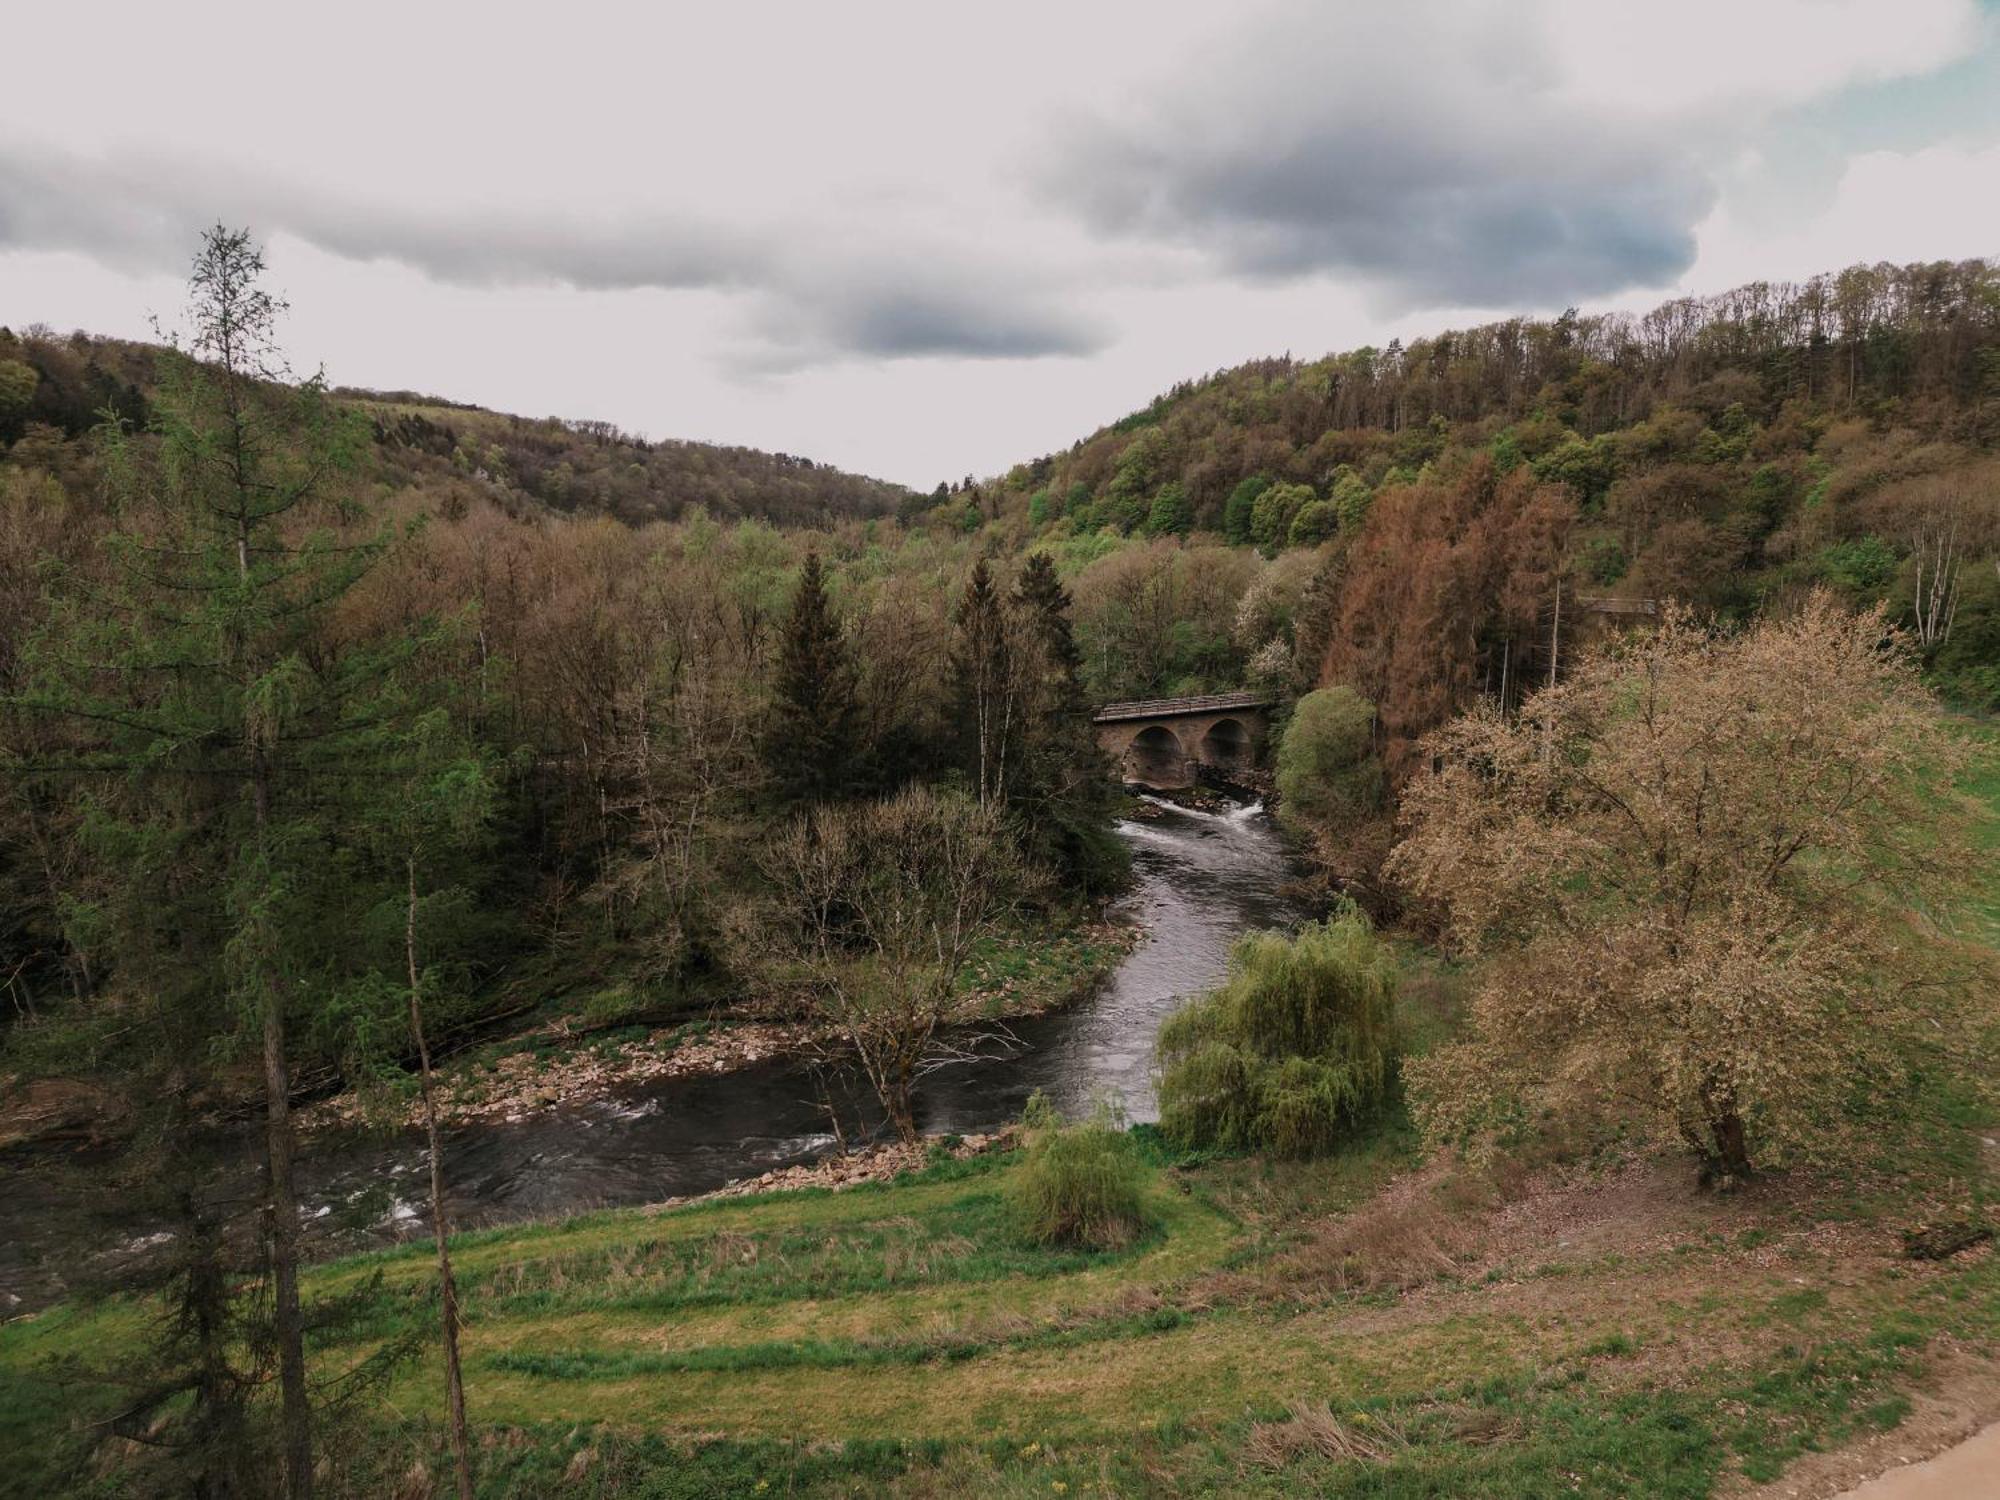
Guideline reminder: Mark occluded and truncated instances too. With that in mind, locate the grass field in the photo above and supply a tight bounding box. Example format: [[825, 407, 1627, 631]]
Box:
[[2, 731, 1994, 1498], [8, 1131, 1994, 1498]]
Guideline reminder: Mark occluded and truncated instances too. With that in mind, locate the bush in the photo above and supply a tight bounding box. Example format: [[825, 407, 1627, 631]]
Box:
[[1155, 913, 1398, 1158], [1274, 687, 1384, 837], [1008, 1093, 1150, 1250]]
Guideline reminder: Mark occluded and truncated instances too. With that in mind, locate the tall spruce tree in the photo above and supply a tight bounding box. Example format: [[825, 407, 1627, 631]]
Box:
[[763, 551, 861, 806], [15, 226, 396, 1497], [1011, 553, 1124, 892], [952, 558, 1016, 810]]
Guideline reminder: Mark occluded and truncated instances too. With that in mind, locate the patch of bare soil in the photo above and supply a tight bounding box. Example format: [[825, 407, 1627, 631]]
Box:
[[1210, 1151, 1787, 1310], [1727, 1352, 2000, 1499], [0, 1075, 129, 1149], [1199, 1151, 1986, 1393]]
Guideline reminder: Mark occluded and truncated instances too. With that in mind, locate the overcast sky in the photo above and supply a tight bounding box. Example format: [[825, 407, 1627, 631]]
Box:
[[4, 1, 1998, 488]]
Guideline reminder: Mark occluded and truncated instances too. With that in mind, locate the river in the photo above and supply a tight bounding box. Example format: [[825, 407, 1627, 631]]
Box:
[[0, 796, 1300, 1309]]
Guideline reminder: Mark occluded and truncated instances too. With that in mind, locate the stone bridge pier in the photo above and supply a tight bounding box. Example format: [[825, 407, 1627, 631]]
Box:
[[1092, 691, 1274, 790]]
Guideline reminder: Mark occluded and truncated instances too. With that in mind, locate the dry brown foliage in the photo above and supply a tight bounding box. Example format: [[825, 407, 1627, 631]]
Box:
[[1390, 593, 1983, 1180], [1321, 458, 1576, 777], [1245, 1400, 1413, 1469]]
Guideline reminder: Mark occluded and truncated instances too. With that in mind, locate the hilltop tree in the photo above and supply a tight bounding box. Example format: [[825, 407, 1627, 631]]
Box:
[[763, 550, 861, 806], [1389, 596, 1981, 1184]]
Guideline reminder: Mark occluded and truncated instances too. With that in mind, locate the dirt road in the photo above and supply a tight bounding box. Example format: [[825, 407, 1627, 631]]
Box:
[[1836, 1422, 2000, 1498]]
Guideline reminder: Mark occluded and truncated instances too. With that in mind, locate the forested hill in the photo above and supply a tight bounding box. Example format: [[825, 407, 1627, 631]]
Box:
[[898, 257, 1998, 770], [963, 258, 1999, 542], [0, 328, 910, 527]]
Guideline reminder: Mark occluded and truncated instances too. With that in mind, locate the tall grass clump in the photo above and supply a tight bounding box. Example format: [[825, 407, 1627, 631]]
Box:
[[1155, 910, 1397, 1157], [1008, 1093, 1150, 1250]]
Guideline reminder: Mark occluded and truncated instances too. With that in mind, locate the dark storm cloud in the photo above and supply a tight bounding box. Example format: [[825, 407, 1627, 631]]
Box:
[[0, 147, 1100, 366], [1038, 3, 1718, 308], [736, 261, 1111, 374]]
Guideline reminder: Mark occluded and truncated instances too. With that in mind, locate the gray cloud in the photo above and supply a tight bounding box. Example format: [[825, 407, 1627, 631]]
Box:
[[1038, 3, 1718, 308], [0, 147, 1102, 367], [0, 149, 754, 288], [735, 258, 1110, 375]]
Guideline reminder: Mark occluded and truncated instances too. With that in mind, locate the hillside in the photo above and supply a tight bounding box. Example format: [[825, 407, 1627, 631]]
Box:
[[913, 258, 2000, 776], [0, 328, 911, 528], [975, 258, 1999, 543]]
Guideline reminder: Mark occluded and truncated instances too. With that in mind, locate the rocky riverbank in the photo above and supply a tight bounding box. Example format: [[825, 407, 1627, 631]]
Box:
[[649, 1127, 1018, 1210], [300, 918, 1136, 1135]]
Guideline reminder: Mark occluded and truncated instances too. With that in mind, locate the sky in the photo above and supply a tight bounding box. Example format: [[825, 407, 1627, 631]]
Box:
[[3, 1, 1998, 489]]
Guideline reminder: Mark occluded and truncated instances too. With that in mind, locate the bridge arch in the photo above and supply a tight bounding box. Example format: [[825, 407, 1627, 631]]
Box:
[[1198, 716, 1252, 772], [1124, 724, 1187, 787]]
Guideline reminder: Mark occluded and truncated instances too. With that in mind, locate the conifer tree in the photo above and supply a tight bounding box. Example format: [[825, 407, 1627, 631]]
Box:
[[14, 226, 395, 1497], [1011, 553, 1124, 891], [952, 558, 1016, 809], [763, 551, 861, 806]]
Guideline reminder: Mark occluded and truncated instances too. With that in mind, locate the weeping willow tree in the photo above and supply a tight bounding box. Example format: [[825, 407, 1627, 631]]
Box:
[[1154, 912, 1398, 1157]]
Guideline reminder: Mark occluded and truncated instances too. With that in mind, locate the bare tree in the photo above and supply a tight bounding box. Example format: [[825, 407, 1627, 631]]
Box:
[[765, 787, 1028, 1143], [1865, 464, 2000, 651]]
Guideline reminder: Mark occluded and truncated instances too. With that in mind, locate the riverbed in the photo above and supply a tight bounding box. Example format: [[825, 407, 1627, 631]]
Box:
[[0, 796, 1301, 1309]]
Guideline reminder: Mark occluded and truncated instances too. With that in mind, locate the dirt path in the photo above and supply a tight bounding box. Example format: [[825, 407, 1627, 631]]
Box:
[[1735, 1352, 2000, 1498], [1834, 1421, 2000, 1498]]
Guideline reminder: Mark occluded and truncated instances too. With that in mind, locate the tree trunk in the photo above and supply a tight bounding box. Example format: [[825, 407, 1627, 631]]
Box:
[[1700, 1107, 1753, 1189], [261, 989, 311, 1498], [183, 1159, 244, 1498], [885, 1059, 919, 1146], [409, 857, 474, 1500], [245, 684, 311, 1498]]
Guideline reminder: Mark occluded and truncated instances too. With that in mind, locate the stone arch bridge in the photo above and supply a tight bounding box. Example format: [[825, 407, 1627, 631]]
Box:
[[1092, 690, 1274, 790]]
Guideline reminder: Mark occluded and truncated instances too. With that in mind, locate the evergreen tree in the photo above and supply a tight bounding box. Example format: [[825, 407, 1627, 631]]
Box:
[[1011, 553, 1125, 892], [13, 226, 401, 1496], [952, 558, 1016, 809], [1223, 475, 1268, 545], [1146, 482, 1193, 537], [763, 551, 861, 805]]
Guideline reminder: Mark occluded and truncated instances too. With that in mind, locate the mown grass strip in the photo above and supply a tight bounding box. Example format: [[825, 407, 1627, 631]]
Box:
[[484, 1305, 1196, 1378]]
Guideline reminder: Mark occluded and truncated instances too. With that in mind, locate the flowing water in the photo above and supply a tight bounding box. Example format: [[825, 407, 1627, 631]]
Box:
[[0, 796, 1300, 1309]]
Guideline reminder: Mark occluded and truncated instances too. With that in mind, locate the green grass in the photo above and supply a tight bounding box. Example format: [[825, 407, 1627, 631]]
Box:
[[9, 1129, 1999, 1498], [955, 918, 1132, 1018]]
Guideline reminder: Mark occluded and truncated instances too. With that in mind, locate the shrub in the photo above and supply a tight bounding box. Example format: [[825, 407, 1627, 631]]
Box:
[[1155, 913, 1398, 1158], [1274, 687, 1384, 838], [1008, 1093, 1150, 1250]]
